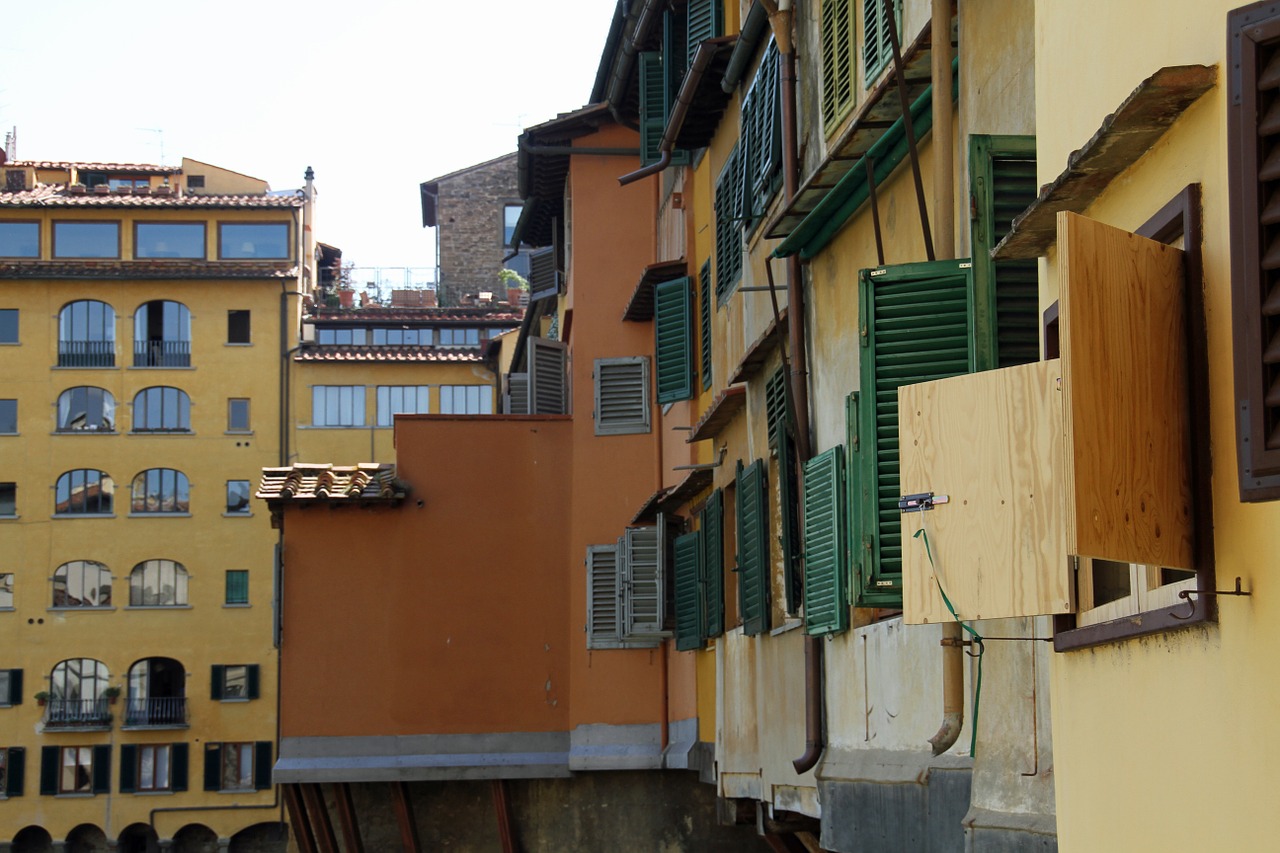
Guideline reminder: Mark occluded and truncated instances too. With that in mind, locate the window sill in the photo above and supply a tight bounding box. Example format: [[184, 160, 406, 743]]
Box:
[[128, 366, 195, 371], [52, 514, 116, 520], [49, 606, 116, 612], [128, 512, 192, 518], [54, 792, 99, 799], [769, 618, 804, 637], [219, 697, 252, 703], [224, 430, 254, 436], [53, 365, 117, 370], [124, 604, 193, 611], [218, 787, 257, 794], [1053, 598, 1215, 652], [0, 515, 20, 521], [301, 424, 369, 429], [225, 342, 253, 347], [222, 512, 253, 518], [223, 603, 251, 609], [0, 432, 18, 436], [0, 607, 14, 612], [121, 722, 189, 731], [130, 431, 194, 437], [129, 789, 176, 796], [52, 430, 117, 436]]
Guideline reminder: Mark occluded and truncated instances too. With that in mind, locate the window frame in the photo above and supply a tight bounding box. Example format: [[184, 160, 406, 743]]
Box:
[[225, 480, 251, 516], [58, 386, 116, 433], [133, 221, 206, 260], [133, 300, 191, 368], [0, 398, 15, 434], [0, 221, 39, 258], [2, 745, 26, 798], [130, 468, 191, 515], [375, 385, 430, 426], [52, 560, 112, 608], [131, 387, 191, 434], [438, 385, 493, 415], [120, 743, 188, 794], [0, 308, 17, 344], [52, 221, 121, 259], [217, 221, 290, 260], [311, 385, 366, 427], [224, 570, 249, 606], [205, 741, 271, 792], [0, 482, 16, 517], [227, 310, 251, 345], [58, 300, 116, 368], [594, 357, 651, 436], [0, 668, 21, 706], [54, 470, 115, 517], [128, 559, 190, 608], [0, 572, 13, 609], [227, 398, 251, 433], [210, 664, 259, 701]]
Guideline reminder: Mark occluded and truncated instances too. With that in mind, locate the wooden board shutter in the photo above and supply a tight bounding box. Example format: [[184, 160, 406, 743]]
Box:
[[91, 744, 111, 794], [655, 277, 694, 403], [702, 489, 725, 637], [119, 744, 138, 793], [595, 357, 650, 435], [254, 741, 273, 790], [527, 338, 567, 415], [5, 746, 25, 797], [803, 447, 849, 635], [736, 459, 770, 635], [623, 524, 667, 639], [674, 530, 704, 651], [586, 544, 622, 649]]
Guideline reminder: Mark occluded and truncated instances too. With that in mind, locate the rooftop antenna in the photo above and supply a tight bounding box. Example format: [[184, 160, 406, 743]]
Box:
[[138, 128, 165, 165]]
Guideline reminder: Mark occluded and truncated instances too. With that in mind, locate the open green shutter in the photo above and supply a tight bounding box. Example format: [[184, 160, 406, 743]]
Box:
[[254, 741, 273, 790], [804, 447, 849, 634], [821, 0, 854, 128], [674, 530, 704, 651], [119, 744, 138, 793], [749, 40, 782, 215], [639, 51, 666, 166], [855, 260, 977, 607], [40, 745, 58, 795], [247, 665, 261, 700], [777, 422, 802, 613], [204, 744, 222, 791], [736, 459, 770, 635], [702, 489, 725, 637], [171, 743, 189, 792], [91, 744, 111, 794], [655, 277, 694, 403], [687, 0, 724, 65], [5, 747, 25, 797], [699, 260, 713, 389]]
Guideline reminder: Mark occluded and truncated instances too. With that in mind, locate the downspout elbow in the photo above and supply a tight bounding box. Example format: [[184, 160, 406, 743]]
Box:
[[930, 622, 965, 756], [792, 635, 824, 774], [619, 150, 670, 186]]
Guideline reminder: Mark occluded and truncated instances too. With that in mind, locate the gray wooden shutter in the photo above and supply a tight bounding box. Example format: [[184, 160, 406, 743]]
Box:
[[655, 277, 694, 403], [527, 338, 567, 415], [674, 529, 704, 651], [623, 522, 668, 639], [803, 446, 849, 635], [586, 544, 622, 649], [4, 746, 25, 797], [529, 246, 560, 302], [506, 372, 530, 414], [736, 459, 770, 635], [595, 357, 651, 435]]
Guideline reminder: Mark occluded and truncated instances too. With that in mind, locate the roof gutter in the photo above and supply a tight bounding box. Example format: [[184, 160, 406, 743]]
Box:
[[722, 1, 771, 93], [606, 0, 666, 126]]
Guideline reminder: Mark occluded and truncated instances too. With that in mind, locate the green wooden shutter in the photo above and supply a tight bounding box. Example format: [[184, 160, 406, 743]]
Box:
[[864, 0, 902, 82], [855, 260, 978, 607], [821, 0, 854, 128], [623, 523, 667, 639], [91, 744, 111, 794], [663, 8, 691, 167], [172, 743, 189, 792], [119, 744, 138, 793], [804, 447, 849, 635], [210, 665, 225, 701], [674, 530, 704, 651], [247, 665, 261, 700], [777, 420, 802, 614], [702, 489, 725, 637], [765, 365, 787, 446], [639, 51, 666, 166], [4, 668, 21, 705], [687, 0, 723, 66], [586, 544, 622, 649], [736, 459, 770, 635], [254, 741, 273, 790], [699, 260, 713, 389], [715, 145, 743, 300], [748, 40, 782, 216], [203, 744, 222, 791], [39, 745, 58, 795], [656, 277, 694, 403], [5, 746, 25, 797], [970, 135, 1040, 370]]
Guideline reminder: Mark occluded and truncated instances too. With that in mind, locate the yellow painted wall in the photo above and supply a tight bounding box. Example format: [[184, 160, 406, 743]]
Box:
[[1033, 2, 1280, 850]]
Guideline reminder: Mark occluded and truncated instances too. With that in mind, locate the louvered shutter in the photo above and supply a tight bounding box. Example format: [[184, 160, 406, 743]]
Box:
[[855, 260, 979, 606], [699, 260, 713, 389], [655, 277, 694, 403], [747, 40, 781, 216], [119, 744, 138, 793], [254, 741, 273, 790], [5, 746, 25, 797], [172, 743, 189, 792], [529, 246, 559, 302], [715, 146, 743, 298], [736, 459, 770, 635], [686, 0, 724, 65], [765, 366, 787, 446], [506, 372, 530, 414], [527, 338, 567, 415], [3, 668, 20, 705], [39, 745, 58, 795], [777, 420, 802, 614], [863, 0, 901, 81], [821, 0, 854, 128], [203, 744, 222, 791], [623, 522, 667, 639], [804, 447, 849, 635], [595, 357, 650, 435], [702, 489, 725, 637], [674, 530, 704, 651], [586, 544, 622, 649], [639, 51, 666, 166], [91, 744, 111, 794]]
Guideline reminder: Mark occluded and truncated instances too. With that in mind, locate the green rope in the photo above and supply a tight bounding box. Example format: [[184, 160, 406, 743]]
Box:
[[912, 526, 985, 758]]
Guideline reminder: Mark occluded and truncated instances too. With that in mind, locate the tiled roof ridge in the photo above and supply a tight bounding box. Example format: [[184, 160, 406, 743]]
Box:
[[257, 463, 406, 503], [292, 344, 487, 363], [8, 160, 182, 173], [0, 183, 302, 207]]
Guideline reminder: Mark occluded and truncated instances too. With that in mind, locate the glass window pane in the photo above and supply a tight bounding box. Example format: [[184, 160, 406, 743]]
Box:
[[135, 223, 205, 258], [0, 222, 39, 257], [54, 222, 120, 258], [220, 223, 289, 259], [226, 480, 251, 514], [223, 666, 247, 698], [228, 399, 250, 431], [0, 309, 17, 343], [0, 399, 15, 433], [0, 573, 13, 608]]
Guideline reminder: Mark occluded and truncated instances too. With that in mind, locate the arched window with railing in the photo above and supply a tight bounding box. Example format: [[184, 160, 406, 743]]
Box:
[[52, 561, 112, 608], [134, 300, 191, 367], [129, 559, 189, 607], [54, 469, 114, 515], [58, 300, 115, 367], [56, 386, 116, 432], [47, 658, 111, 727], [126, 658, 187, 728], [130, 469, 190, 514], [131, 387, 191, 432]]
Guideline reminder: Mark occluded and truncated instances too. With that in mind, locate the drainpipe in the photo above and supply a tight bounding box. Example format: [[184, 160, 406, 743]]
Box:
[[605, 0, 666, 127], [927, 0, 963, 758]]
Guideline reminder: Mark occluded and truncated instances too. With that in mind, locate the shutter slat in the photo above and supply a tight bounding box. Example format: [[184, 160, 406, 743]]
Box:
[[623, 525, 666, 638], [737, 460, 770, 635], [655, 277, 694, 403], [703, 490, 725, 637], [674, 530, 704, 651]]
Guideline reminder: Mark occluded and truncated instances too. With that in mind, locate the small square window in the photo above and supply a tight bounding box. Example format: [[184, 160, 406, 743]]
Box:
[[0, 483, 15, 517], [227, 310, 250, 344], [186, 175, 205, 189], [222, 665, 249, 699], [0, 309, 17, 344], [0, 573, 12, 608], [0, 400, 15, 434], [225, 480, 251, 515], [227, 399, 250, 432], [225, 570, 249, 605]]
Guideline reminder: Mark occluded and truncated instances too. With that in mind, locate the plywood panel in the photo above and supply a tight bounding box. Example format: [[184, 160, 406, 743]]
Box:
[[1058, 211, 1193, 570], [900, 360, 1070, 624]]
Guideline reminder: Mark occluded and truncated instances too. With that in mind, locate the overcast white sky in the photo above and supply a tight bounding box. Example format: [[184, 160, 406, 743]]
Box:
[[0, 0, 617, 272]]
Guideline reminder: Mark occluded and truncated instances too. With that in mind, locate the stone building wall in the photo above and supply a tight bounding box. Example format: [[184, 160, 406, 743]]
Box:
[[434, 153, 522, 307]]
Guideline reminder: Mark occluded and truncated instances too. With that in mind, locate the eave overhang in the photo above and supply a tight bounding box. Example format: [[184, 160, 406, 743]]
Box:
[[687, 384, 747, 442], [622, 259, 688, 321]]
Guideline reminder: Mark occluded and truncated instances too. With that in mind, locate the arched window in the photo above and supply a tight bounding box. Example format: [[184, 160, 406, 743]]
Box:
[[56, 386, 116, 432], [129, 559, 189, 607], [58, 300, 115, 367], [126, 657, 187, 726], [52, 561, 112, 607], [132, 387, 191, 432], [134, 300, 190, 367], [54, 470, 114, 515], [130, 469, 190, 514], [48, 658, 111, 726]]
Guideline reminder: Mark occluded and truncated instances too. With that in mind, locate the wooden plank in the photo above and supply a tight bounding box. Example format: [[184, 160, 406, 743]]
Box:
[[1059, 211, 1193, 570], [899, 360, 1070, 623], [390, 780, 422, 853], [283, 783, 319, 853], [334, 782, 366, 853], [300, 783, 338, 853]]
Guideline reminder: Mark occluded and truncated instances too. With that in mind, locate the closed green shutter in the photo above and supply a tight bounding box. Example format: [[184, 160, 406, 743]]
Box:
[[247, 664, 260, 700], [655, 277, 694, 403], [210, 665, 225, 700], [39, 745, 57, 795], [687, 0, 724, 66], [821, 0, 854, 129], [254, 741, 272, 790], [777, 419, 802, 614], [715, 145, 744, 300], [204, 744, 222, 792], [172, 743, 189, 792], [639, 51, 666, 166], [854, 260, 977, 607], [863, 0, 902, 82], [699, 260, 713, 389], [702, 489, 725, 637], [803, 447, 849, 635], [5, 746, 25, 797], [120, 744, 138, 793], [674, 530, 704, 651], [225, 570, 249, 605], [736, 459, 770, 635], [91, 744, 111, 794]]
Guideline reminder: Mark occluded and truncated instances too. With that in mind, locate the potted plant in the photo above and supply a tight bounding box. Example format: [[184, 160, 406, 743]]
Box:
[[499, 269, 529, 308], [103, 686, 121, 704], [34, 690, 49, 706]]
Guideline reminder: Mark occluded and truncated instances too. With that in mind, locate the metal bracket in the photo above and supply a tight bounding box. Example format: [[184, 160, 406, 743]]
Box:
[[1173, 576, 1251, 619], [899, 492, 950, 513]]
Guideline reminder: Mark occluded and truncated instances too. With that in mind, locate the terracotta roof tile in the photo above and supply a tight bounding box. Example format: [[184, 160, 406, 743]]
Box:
[[0, 259, 298, 279], [293, 345, 486, 363], [256, 463, 405, 503], [10, 160, 182, 173], [309, 306, 524, 324], [0, 183, 302, 208]]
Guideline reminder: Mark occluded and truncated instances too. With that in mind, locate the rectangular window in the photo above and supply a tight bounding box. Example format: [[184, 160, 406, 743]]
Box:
[[0, 399, 15, 434], [0, 222, 38, 258], [319, 327, 370, 346], [120, 743, 187, 794], [227, 310, 251, 344], [219, 223, 289, 259], [227, 399, 250, 432], [60, 746, 95, 794], [0, 309, 19, 343], [204, 742, 270, 792], [655, 277, 694, 403], [137, 745, 171, 791], [439, 328, 480, 347], [595, 357, 651, 435], [0, 668, 19, 705], [0, 483, 15, 517], [225, 480, 251, 515], [376, 385, 430, 426], [504, 204, 522, 247], [312, 386, 365, 427], [134, 222, 205, 259], [0, 573, 12, 608], [439, 386, 493, 415], [225, 571, 249, 605], [211, 664, 259, 701], [52, 222, 120, 258]]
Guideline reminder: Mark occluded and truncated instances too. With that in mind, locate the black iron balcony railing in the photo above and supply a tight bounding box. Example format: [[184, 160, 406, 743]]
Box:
[[44, 697, 111, 727], [133, 340, 191, 368], [58, 340, 115, 368], [124, 696, 188, 727]]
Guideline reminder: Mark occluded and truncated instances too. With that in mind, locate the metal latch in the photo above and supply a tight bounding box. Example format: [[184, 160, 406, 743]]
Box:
[[898, 492, 949, 513]]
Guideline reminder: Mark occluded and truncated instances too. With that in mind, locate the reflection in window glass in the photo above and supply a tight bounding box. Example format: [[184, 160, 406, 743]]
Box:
[[223, 665, 248, 698], [130, 468, 190, 514], [0, 308, 16, 343], [129, 559, 189, 606], [53, 222, 120, 258], [137, 744, 171, 791], [135, 222, 205, 258], [221, 742, 254, 791], [0, 222, 38, 257], [0, 572, 13, 608], [376, 386, 429, 426], [0, 399, 15, 433], [60, 746, 94, 794], [226, 480, 251, 514], [132, 387, 189, 432], [58, 301, 115, 367], [312, 386, 365, 426], [51, 658, 110, 701], [440, 385, 493, 415], [53, 561, 112, 607], [228, 399, 250, 431], [440, 328, 480, 347], [504, 204, 521, 246], [58, 386, 116, 432], [55, 469, 114, 515], [0, 482, 15, 516], [220, 223, 289, 259]]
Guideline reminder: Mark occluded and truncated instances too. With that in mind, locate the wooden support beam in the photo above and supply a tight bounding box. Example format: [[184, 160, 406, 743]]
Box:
[[333, 782, 366, 853], [283, 783, 319, 853], [390, 780, 422, 853], [300, 783, 339, 853], [491, 779, 519, 853]]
